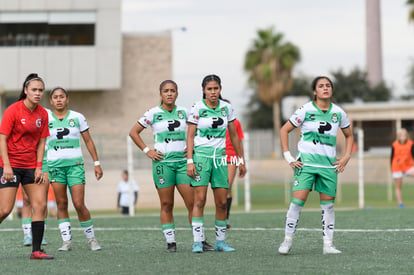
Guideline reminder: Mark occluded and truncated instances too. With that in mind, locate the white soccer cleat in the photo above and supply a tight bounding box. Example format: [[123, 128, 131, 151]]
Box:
[[323, 243, 342, 254], [278, 238, 293, 255], [88, 238, 101, 251], [58, 241, 72, 251]]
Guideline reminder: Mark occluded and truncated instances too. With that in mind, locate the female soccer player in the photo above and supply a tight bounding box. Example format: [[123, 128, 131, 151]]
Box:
[[278, 76, 353, 255], [187, 74, 246, 253], [129, 80, 213, 252], [390, 128, 414, 208], [0, 73, 53, 259], [45, 86, 103, 252]]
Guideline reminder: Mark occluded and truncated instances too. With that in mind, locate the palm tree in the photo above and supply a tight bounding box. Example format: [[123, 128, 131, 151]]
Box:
[[244, 26, 300, 157], [408, 0, 414, 21]]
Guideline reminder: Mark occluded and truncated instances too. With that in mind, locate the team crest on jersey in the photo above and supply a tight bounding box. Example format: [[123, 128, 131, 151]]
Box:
[[159, 177, 165, 185], [177, 111, 184, 119], [68, 119, 75, 127], [195, 175, 201, 182], [36, 118, 42, 128], [331, 113, 338, 123], [221, 108, 226, 117]]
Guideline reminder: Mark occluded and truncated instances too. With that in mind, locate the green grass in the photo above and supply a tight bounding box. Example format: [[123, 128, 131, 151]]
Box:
[[2, 182, 414, 274], [2, 208, 414, 275], [235, 182, 414, 210]]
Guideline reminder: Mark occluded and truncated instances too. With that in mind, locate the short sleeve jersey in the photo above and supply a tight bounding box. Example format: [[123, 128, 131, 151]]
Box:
[[226, 119, 244, 158], [45, 109, 89, 167], [188, 99, 236, 158], [0, 100, 49, 168], [138, 105, 188, 162], [289, 101, 350, 168]]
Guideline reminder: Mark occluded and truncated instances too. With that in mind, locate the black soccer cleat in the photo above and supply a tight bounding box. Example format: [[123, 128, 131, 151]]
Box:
[[202, 241, 215, 251], [166, 242, 176, 253]]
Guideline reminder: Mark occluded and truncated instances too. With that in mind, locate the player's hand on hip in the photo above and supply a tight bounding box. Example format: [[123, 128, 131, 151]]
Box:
[[147, 150, 164, 162]]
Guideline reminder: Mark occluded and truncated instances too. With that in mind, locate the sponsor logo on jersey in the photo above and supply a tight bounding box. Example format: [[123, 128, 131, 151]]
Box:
[[21, 118, 26, 125], [295, 117, 301, 124], [36, 118, 42, 128], [308, 114, 315, 121], [331, 113, 338, 123], [200, 110, 208, 117], [156, 115, 163, 121], [211, 117, 224, 128], [167, 120, 180, 131]]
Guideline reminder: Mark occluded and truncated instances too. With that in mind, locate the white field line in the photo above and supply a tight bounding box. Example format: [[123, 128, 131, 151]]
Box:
[[1, 227, 414, 232]]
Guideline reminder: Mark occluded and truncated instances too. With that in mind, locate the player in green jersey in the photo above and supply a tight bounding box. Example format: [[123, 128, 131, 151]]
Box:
[[129, 80, 213, 252], [278, 76, 353, 255], [187, 74, 246, 253], [45, 87, 103, 252]]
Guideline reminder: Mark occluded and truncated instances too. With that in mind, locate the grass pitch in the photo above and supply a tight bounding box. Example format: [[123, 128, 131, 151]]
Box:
[[1, 207, 414, 275]]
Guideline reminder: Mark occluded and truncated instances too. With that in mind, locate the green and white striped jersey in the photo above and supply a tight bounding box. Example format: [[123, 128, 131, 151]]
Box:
[[138, 105, 188, 162], [188, 99, 235, 158], [289, 101, 350, 168], [45, 109, 88, 167]]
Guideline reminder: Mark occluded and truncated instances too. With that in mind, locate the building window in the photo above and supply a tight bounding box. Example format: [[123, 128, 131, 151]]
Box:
[[0, 11, 95, 47]]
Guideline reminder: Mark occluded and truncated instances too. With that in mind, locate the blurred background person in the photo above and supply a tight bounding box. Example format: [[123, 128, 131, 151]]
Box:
[[117, 169, 138, 215], [390, 128, 414, 208]]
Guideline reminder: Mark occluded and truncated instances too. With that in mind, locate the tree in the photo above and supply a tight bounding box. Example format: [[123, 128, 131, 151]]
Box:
[[407, 0, 414, 21], [245, 69, 392, 129], [330, 67, 391, 103], [244, 26, 300, 157], [245, 75, 311, 129]]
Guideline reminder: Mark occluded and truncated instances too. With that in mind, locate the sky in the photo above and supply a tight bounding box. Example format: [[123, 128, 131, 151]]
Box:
[[121, 0, 414, 121]]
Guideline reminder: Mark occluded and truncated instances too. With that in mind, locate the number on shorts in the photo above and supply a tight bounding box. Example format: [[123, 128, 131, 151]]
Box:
[[156, 165, 164, 175]]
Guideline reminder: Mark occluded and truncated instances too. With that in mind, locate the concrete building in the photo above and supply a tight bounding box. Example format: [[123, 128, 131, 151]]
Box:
[[0, 0, 182, 210], [0, 0, 172, 164]]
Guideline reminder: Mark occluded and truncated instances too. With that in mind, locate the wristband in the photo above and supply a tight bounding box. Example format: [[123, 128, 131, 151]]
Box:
[[36, 162, 42, 168], [238, 157, 245, 165], [143, 147, 150, 154], [94, 161, 101, 166], [283, 151, 296, 164], [187, 159, 194, 164]]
